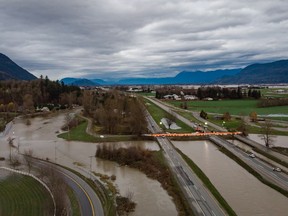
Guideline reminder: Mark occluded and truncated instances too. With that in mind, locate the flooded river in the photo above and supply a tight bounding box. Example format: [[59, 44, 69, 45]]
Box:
[[0, 112, 177, 216], [173, 140, 288, 216]]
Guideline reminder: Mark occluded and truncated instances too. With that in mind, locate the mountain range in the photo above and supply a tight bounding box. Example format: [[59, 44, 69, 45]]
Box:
[[62, 59, 288, 85], [1, 52, 288, 85], [216, 60, 288, 84], [0, 53, 37, 80]]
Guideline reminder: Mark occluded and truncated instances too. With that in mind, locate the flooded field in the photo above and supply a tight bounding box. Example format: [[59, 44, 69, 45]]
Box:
[[174, 140, 288, 216], [249, 134, 288, 148], [0, 112, 177, 216]]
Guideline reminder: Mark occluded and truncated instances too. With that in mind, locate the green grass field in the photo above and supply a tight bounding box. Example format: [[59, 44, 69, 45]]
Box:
[[0, 174, 53, 216], [167, 99, 288, 116], [260, 88, 288, 98], [58, 120, 140, 142], [58, 121, 98, 142]]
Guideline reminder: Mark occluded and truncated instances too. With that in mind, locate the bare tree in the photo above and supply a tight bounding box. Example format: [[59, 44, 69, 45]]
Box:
[[237, 116, 249, 136], [82, 91, 94, 115], [45, 166, 69, 216], [23, 94, 35, 114], [7, 137, 14, 162], [260, 119, 275, 148], [64, 113, 72, 139], [10, 152, 20, 168], [128, 99, 147, 136], [165, 110, 176, 129], [222, 112, 231, 121], [23, 149, 34, 173], [125, 190, 134, 202], [249, 111, 258, 122]]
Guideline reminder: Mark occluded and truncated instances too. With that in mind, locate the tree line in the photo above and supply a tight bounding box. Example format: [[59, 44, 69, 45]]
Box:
[[257, 98, 288, 107], [156, 86, 261, 100], [0, 76, 81, 113], [0, 77, 147, 135], [83, 90, 147, 135]]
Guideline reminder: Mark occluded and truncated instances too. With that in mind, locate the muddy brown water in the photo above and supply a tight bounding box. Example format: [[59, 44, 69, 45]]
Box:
[[0, 113, 177, 216], [174, 140, 288, 216]]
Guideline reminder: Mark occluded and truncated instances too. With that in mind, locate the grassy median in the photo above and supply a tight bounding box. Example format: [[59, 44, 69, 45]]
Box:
[[144, 99, 193, 133], [175, 148, 237, 216]]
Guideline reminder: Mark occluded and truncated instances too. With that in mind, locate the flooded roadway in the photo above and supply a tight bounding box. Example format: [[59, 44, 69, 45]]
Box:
[[0, 112, 177, 216], [174, 140, 288, 216]]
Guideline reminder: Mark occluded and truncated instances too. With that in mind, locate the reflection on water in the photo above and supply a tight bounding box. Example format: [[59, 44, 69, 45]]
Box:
[[249, 134, 288, 148], [174, 140, 288, 216], [0, 113, 177, 216]]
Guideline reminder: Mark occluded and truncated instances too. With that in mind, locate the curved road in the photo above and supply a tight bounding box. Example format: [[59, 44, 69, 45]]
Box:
[[34, 160, 104, 216]]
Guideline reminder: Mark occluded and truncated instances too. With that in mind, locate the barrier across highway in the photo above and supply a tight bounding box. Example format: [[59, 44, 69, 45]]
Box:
[[148, 131, 242, 137]]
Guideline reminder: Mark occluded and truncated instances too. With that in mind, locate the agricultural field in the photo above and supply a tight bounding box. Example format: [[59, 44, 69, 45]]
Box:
[[261, 87, 288, 98], [167, 99, 288, 116], [0, 173, 53, 216]]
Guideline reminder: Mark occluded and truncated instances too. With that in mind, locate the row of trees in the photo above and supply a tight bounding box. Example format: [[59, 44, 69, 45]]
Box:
[[257, 98, 288, 108], [198, 108, 274, 147], [156, 86, 261, 100]]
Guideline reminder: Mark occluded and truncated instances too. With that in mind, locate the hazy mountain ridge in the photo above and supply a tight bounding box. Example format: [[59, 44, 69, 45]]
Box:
[[60, 77, 100, 86], [216, 60, 288, 84], [1, 52, 287, 85], [0, 53, 37, 80], [61, 69, 241, 85]]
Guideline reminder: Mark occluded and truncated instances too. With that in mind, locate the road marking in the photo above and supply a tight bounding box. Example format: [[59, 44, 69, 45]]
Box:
[[201, 195, 206, 201], [257, 164, 263, 169], [60, 170, 95, 216]]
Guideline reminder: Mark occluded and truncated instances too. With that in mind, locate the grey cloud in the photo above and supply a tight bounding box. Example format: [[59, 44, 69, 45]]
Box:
[[0, 0, 288, 80]]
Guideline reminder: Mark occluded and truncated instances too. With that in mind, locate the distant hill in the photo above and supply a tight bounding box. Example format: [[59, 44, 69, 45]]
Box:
[[117, 69, 241, 85], [62, 60, 288, 85], [62, 69, 241, 85], [91, 79, 109, 85], [61, 77, 101, 86], [0, 53, 37, 80], [72, 78, 100, 86], [174, 69, 241, 83], [216, 60, 288, 84]]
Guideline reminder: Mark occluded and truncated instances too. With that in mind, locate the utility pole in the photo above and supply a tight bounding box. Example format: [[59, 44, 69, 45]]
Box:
[[54, 141, 57, 163], [89, 155, 93, 179]]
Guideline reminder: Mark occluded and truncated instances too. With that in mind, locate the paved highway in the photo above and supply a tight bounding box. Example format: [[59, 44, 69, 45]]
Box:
[[146, 96, 288, 192], [145, 110, 226, 216], [34, 160, 104, 216]]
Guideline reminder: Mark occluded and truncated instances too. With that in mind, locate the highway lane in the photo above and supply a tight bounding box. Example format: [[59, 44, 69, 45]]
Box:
[[33, 160, 104, 216], [145, 110, 226, 216], [210, 136, 288, 191]]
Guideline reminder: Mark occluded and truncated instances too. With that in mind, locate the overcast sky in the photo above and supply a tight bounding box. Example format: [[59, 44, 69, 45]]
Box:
[[1, 0, 288, 80]]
